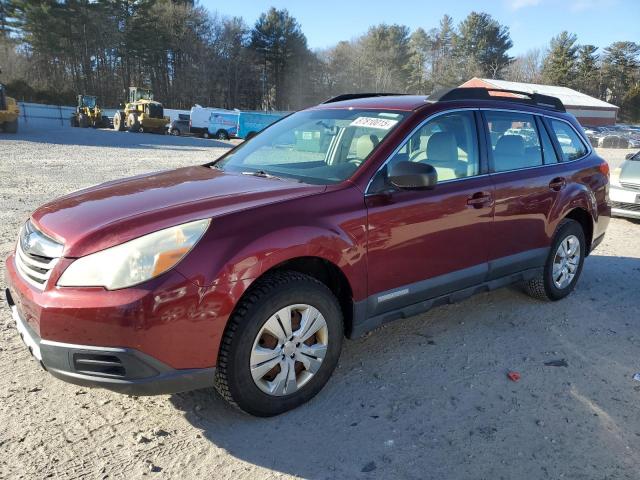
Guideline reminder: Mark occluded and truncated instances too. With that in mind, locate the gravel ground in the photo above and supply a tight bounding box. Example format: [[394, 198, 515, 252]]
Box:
[[1, 127, 639, 479]]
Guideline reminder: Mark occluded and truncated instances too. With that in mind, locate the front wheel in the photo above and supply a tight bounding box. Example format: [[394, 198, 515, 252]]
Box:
[[214, 271, 343, 416], [113, 112, 124, 131], [127, 113, 140, 133], [4, 119, 18, 133], [524, 219, 586, 301]]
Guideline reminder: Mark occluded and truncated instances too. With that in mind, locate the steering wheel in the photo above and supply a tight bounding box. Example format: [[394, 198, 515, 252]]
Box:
[[409, 150, 426, 162]]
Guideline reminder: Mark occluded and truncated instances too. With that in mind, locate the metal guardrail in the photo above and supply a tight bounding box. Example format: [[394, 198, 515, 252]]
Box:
[[18, 102, 76, 127], [17, 102, 187, 129]]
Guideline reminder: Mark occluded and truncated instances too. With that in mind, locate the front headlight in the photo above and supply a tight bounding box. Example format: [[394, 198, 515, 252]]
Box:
[[58, 219, 210, 290]]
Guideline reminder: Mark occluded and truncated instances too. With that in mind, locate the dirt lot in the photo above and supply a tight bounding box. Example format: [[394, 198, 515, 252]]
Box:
[[0, 127, 639, 479]]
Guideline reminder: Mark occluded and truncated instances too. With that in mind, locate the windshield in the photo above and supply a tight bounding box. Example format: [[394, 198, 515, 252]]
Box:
[[83, 96, 96, 108], [214, 109, 408, 184]]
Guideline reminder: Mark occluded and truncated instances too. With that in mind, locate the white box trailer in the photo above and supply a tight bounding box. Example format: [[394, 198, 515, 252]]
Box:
[[189, 105, 234, 137]]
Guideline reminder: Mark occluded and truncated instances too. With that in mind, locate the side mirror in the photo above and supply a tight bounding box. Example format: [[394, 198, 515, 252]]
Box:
[[388, 161, 437, 190]]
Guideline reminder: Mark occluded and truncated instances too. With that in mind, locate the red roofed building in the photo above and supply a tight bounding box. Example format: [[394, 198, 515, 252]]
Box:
[[460, 77, 619, 126]]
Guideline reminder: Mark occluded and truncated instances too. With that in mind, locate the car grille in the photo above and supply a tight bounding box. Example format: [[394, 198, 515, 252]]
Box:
[[611, 201, 640, 213], [14, 221, 64, 290], [620, 182, 640, 192]]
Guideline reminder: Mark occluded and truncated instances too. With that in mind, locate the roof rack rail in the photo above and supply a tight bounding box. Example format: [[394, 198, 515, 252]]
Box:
[[322, 93, 407, 104], [428, 87, 566, 112]]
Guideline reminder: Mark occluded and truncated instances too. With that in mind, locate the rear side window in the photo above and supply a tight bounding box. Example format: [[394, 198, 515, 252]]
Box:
[[485, 111, 542, 172], [549, 120, 588, 161]]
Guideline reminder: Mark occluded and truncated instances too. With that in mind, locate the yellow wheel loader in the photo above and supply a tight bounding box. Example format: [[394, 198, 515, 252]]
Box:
[[71, 95, 109, 128], [0, 82, 19, 133], [113, 87, 169, 134]]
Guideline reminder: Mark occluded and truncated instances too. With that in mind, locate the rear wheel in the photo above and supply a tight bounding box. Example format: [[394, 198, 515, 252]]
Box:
[[171, 128, 180, 136], [214, 271, 343, 416], [215, 129, 229, 140], [78, 114, 89, 128], [202, 131, 211, 139], [524, 219, 586, 301]]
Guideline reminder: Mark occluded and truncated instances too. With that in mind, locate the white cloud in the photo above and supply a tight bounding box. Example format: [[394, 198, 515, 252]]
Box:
[[569, 0, 617, 11], [508, 0, 543, 10]]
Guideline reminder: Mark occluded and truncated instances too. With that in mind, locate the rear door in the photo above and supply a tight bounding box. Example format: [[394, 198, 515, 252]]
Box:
[[482, 109, 563, 278], [365, 110, 494, 316]]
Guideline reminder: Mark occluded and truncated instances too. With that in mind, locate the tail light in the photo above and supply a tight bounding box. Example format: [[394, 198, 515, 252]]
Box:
[[599, 161, 609, 178]]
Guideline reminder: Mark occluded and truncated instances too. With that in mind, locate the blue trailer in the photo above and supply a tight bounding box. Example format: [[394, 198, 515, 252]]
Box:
[[237, 111, 287, 139], [208, 110, 288, 140]]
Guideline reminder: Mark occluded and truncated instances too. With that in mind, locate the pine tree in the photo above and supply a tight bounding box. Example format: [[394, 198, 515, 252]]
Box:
[[542, 31, 579, 86], [455, 12, 513, 79]]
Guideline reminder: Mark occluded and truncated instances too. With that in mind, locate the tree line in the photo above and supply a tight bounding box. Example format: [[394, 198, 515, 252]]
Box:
[[0, 1, 638, 120]]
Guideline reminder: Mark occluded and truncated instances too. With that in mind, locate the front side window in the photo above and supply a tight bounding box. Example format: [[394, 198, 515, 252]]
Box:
[[550, 120, 588, 161], [380, 111, 480, 186], [214, 109, 407, 185], [485, 111, 543, 172]]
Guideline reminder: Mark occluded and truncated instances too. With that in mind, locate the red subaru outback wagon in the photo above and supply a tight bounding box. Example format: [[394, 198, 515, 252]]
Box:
[[5, 88, 610, 416]]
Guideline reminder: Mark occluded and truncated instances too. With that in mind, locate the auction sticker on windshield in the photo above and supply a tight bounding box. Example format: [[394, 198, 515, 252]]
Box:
[[350, 117, 398, 129]]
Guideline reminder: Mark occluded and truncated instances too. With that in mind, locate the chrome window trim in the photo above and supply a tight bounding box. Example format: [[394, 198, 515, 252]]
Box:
[[364, 106, 592, 194]]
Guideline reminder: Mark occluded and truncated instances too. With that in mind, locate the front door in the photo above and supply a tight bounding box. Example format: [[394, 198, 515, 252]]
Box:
[[365, 110, 493, 316]]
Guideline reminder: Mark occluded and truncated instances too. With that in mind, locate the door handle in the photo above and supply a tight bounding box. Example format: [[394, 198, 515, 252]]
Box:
[[549, 177, 566, 191], [467, 191, 493, 209]]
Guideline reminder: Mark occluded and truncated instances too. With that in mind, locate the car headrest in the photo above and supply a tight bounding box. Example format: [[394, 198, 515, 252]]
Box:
[[495, 135, 525, 157], [356, 134, 379, 160], [427, 132, 458, 163]]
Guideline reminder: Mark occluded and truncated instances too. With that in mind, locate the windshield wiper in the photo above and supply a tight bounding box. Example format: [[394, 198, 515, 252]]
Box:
[[241, 170, 283, 180]]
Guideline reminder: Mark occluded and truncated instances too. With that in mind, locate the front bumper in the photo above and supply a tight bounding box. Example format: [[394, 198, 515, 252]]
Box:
[[610, 184, 640, 219], [5, 288, 215, 395]]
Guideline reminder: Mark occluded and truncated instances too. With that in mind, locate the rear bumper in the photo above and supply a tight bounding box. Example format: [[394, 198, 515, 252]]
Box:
[[610, 184, 640, 219], [5, 288, 215, 395]]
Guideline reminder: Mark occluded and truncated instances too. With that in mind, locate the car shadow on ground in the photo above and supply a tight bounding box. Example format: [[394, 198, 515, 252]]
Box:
[[2, 126, 235, 150], [169, 253, 640, 479]]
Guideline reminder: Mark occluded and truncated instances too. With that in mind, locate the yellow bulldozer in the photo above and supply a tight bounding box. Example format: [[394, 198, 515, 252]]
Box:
[[71, 95, 109, 128], [113, 87, 169, 133], [0, 71, 19, 133]]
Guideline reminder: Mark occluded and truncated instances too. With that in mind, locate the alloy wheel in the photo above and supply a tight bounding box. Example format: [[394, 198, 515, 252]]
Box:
[[552, 234, 581, 289]]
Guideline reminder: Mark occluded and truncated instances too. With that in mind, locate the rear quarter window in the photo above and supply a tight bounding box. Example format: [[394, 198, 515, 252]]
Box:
[[550, 120, 588, 161]]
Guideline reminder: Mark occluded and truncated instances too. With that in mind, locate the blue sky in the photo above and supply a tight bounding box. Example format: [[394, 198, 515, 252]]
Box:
[[199, 0, 640, 55]]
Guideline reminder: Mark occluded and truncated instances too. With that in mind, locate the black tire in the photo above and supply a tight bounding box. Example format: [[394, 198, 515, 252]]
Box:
[[4, 118, 18, 133], [78, 113, 89, 128], [524, 219, 586, 301], [127, 113, 140, 133], [171, 128, 180, 136], [70, 115, 79, 128], [214, 271, 344, 416], [202, 131, 211, 139], [215, 129, 229, 140], [113, 112, 125, 131]]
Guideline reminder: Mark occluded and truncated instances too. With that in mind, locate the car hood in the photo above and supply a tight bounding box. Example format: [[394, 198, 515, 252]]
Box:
[[31, 166, 325, 257], [620, 160, 640, 185]]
